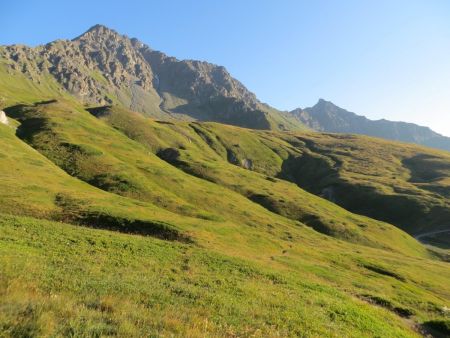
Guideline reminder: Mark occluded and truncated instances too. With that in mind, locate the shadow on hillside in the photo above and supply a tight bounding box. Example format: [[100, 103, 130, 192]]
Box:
[[171, 97, 271, 130], [402, 154, 450, 198], [77, 212, 191, 242], [4, 104, 48, 137], [277, 151, 435, 234], [54, 193, 192, 243], [418, 234, 450, 250]]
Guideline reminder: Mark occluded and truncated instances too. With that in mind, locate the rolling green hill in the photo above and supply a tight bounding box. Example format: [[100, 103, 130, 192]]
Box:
[[4, 100, 433, 255], [1, 99, 449, 337], [90, 105, 450, 238]]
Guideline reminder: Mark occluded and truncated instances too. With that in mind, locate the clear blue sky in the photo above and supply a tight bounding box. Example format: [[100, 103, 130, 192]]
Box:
[[2, 0, 450, 136]]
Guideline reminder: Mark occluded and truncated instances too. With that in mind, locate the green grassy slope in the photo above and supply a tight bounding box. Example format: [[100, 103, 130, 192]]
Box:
[[275, 132, 450, 235], [92, 106, 450, 238], [158, 118, 450, 236], [191, 124, 450, 236], [4, 101, 429, 257], [4, 101, 303, 235], [1, 212, 449, 337], [0, 117, 209, 240], [0, 100, 449, 336]]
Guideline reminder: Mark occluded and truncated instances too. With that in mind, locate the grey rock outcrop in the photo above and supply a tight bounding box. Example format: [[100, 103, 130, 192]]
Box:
[[0, 111, 8, 125]]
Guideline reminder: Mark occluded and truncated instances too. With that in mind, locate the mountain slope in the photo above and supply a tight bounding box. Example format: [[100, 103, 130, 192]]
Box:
[[0, 25, 305, 131], [1, 102, 450, 337], [4, 212, 450, 337], [92, 105, 450, 239], [292, 99, 450, 152], [3, 100, 430, 256], [0, 110, 204, 240]]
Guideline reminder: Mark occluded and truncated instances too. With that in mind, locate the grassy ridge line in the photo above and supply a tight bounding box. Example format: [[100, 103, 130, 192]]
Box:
[[138, 113, 450, 236], [5, 101, 301, 228], [91, 106, 430, 257], [274, 131, 450, 235], [0, 119, 208, 241]]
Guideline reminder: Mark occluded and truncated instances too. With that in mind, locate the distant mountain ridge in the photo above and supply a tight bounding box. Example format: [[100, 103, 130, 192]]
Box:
[[0, 24, 303, 131], [291, 99, 450, 152]]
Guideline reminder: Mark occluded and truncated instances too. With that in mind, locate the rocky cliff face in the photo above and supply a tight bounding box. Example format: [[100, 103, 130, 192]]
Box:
[[292, 99, 450, 151], [0, 25, 303, 130]]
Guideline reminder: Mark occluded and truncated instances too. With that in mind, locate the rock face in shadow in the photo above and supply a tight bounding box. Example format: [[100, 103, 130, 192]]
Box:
[[0, 25, 304, 131], [291, 99, 450, 152]]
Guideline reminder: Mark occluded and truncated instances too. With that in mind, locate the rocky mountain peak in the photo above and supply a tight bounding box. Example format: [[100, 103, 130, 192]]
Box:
[[313, 98, 339, 111], [0, 25, 306, 131], [73, 24, 123, 42], [22, 24, 159, 107]]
